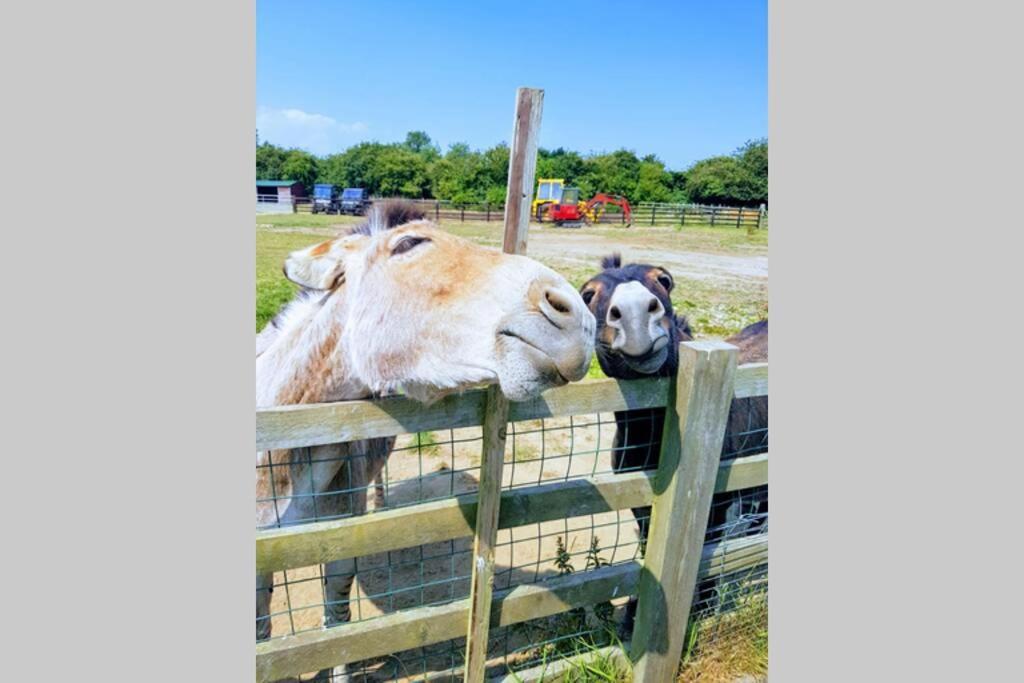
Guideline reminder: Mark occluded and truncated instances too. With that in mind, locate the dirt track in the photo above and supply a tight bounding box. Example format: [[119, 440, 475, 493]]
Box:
[[525, 229, 768, 283]]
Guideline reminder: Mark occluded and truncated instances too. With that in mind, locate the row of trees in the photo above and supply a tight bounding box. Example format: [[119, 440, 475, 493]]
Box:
[[256, 132, 767, 207]]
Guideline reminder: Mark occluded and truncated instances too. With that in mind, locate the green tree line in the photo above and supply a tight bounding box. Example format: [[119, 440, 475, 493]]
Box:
[[256, 131, 767, 207]]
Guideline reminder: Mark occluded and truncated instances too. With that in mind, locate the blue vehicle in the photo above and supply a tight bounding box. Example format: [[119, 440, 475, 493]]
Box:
[[338, 187, 371, 216], [311, 184, 339, 214]]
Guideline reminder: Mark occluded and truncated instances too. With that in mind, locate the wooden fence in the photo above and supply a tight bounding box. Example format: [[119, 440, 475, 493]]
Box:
[[288, 197, 768, 230], [255, 355, 768, 683]]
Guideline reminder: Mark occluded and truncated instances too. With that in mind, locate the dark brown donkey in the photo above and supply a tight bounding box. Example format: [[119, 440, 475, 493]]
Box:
[[579, 254, 768, 632]]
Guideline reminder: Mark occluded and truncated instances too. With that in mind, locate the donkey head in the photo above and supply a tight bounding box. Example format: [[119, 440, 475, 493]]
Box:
[[578, 253, 692, 379], [280, 206, 596, 402]]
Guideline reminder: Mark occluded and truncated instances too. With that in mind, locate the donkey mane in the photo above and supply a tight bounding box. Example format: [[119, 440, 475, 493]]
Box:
[[348, 200, 427, 237]]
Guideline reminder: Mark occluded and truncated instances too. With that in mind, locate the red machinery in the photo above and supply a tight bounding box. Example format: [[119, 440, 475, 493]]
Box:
[[542, 188, 633, 228], [586, 193, 633, 226]]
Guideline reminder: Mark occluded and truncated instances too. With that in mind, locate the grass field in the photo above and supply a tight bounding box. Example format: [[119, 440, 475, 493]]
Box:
[[256, 213, 768, 342]]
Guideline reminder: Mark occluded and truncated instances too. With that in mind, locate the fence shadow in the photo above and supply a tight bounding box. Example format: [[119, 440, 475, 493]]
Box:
[[268, 466, 655, 682]]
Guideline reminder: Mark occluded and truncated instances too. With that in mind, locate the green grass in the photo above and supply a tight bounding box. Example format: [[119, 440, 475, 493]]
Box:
[[256, 229, 317, 330], [256, 216, 767, 339], [677, 588, 768, 683], [556, 264, 767, 340], [562, 641, 632, 683], [256, 212, 363, 229], [414, 431, 442, 457]]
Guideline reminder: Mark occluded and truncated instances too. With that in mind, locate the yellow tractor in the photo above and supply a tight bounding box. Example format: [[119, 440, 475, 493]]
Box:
[[532, 178, 565, 221], [533, 177, 634, 227]]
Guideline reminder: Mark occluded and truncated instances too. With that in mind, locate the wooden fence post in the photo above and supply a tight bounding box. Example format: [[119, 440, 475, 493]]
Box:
[[651, 205, 657, 226], [680, 206, 686, 227], [629, 340, 738, 683], [464, 86, 543, 682], [736, 208, 743, 229], [710, 206, 717, 227], [464, 385, 511, 680], [436, 200, 440, 222]]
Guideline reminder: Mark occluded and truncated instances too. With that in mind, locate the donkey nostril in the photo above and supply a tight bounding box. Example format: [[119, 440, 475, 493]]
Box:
[[648, 299, 659, 313], [545, 289, 572, 315], [609, 306, 621, 320]]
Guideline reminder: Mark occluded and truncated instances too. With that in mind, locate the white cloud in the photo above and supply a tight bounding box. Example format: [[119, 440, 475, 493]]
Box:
[[256, 106, 367, 154]]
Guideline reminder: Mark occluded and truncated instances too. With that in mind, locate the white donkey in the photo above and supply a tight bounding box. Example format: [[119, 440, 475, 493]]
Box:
[[256, 203, 595, 680]]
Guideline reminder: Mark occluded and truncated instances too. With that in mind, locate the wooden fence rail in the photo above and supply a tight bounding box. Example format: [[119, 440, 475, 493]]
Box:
[[257, 530, 769, 683], [256, 364, 765, 452], [255, 358, 767, 682]]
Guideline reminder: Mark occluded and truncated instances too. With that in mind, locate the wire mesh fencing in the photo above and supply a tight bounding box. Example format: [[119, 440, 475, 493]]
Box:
[[680, 394, 769, 683], [256, 389, 767, 681], [680, 519, 768, 683]]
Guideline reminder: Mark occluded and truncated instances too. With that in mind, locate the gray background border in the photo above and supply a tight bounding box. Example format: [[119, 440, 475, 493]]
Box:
[[772, 1, 1020, 680], [3, 1, 254, 681]]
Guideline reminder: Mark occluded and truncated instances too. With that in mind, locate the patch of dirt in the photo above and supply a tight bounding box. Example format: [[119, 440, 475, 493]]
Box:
[[527, 230, 767, 284]]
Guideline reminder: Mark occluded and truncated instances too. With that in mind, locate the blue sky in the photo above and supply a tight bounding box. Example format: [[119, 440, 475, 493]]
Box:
[[257, 0, 766, 170]]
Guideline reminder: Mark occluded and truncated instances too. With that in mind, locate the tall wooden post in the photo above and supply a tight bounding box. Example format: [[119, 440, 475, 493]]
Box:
[[463, 86, 544, 683], [501, 88, 544, 255], [630, 341, 738, 683]]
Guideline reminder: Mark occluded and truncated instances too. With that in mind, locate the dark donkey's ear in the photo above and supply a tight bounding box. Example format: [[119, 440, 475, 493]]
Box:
[[600, 253, 622, 270], [652, 267, 674, 293]]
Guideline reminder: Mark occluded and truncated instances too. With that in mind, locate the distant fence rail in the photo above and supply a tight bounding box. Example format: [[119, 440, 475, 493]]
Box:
[[255, 346, 768, 683], [277, 196, 768, 229]]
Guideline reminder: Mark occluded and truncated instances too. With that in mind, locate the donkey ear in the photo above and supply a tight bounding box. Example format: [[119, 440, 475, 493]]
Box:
[[283, 240, 346, 290]]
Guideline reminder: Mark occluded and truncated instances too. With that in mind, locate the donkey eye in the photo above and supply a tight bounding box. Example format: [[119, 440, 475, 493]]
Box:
[[391, 236, 430, 256]]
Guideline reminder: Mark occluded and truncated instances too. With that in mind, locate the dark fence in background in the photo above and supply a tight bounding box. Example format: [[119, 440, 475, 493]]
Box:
[[282, 196, 768, 230]]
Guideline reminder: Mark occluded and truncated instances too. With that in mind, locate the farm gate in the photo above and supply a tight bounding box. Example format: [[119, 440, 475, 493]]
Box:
[[255, 350, 768, 682]]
